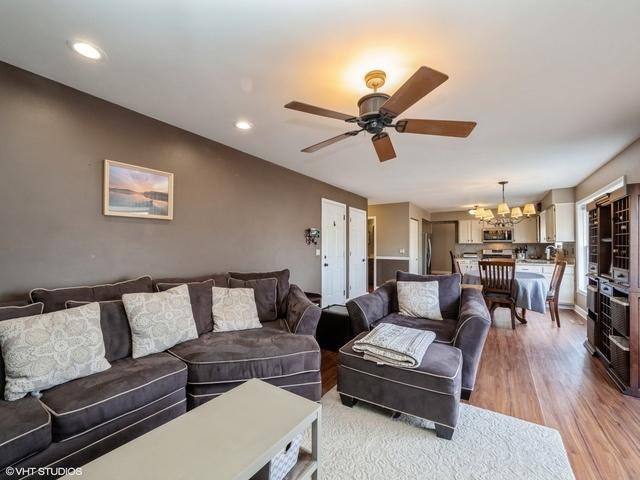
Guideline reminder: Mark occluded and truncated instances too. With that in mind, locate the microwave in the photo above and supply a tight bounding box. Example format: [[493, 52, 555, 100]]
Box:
[[483, 229, 513, 242]]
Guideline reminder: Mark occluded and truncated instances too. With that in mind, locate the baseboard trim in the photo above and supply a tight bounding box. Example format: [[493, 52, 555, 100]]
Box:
[[574, 304, 588, 319]]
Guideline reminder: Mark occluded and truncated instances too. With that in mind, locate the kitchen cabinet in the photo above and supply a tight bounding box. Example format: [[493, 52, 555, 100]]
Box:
[[513, 216, 538, 243], [538, 210, 547, 243], [458, 220, 483, 244], [542, 203, 575, 242]]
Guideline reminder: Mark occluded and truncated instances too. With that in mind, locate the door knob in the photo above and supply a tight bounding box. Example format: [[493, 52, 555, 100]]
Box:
[[324, 263, 329, 267]]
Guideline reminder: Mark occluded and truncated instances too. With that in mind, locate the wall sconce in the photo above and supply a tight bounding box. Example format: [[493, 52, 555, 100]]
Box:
[[304, 228, 320, 245]]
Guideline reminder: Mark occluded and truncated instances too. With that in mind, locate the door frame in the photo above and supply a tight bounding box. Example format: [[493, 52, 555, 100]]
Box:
[[348, 206, 367, 299], [409, 217, 420, 274], [321, 198, 347, 307], [368, 215, 377, 289]]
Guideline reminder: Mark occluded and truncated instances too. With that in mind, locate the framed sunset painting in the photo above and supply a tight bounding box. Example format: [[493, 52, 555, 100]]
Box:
[[103, 160, 174, 220]]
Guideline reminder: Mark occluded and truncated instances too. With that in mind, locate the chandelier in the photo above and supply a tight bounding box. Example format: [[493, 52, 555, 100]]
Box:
[[468, 181, 537, 227]]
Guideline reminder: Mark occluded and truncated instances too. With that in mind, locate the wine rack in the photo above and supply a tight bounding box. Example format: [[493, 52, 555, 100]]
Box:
[[585, 183, 639, 397], [612, 196, 630, 284]]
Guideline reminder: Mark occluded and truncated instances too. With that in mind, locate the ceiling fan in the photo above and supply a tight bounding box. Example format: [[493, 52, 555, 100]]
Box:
[[285, 66, 476, 162]]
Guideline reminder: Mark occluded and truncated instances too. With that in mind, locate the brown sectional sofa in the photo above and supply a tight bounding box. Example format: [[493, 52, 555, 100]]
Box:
[[0, 270, 321, 479]]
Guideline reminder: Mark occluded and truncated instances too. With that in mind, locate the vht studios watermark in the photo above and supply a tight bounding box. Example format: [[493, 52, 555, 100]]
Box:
[[5, 466, 83, 477]]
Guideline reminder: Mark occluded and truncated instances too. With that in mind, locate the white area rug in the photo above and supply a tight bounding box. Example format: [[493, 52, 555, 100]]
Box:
[[304, 388, 574, 479]]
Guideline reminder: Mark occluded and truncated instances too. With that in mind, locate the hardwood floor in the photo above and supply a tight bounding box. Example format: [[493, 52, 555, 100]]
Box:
[[320, 308, 640, 479]]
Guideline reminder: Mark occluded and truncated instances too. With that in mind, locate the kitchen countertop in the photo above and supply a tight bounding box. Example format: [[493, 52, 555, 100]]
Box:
[[458, 257, 575, 266]]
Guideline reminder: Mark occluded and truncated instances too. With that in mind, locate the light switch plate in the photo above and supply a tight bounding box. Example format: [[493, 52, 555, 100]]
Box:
[[399, 248, 405, 254], [315, 249, 321, 256]]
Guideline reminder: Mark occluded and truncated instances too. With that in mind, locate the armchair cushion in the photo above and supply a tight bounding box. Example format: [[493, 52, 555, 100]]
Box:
[[286, 285, 321, 335]]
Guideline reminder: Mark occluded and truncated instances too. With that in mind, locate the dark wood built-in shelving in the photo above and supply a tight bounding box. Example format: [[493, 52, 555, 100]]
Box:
[[585, 183, 639, 397]]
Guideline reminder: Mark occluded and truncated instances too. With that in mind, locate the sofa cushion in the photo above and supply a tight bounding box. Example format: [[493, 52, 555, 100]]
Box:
[[30, 275, 153, 313], [211, 287, 262, 332], [0, 396, 51, 468], [229, 269, 290, 317], [39, 353, 187, 442], [0, 303, 45, 398], [156, 279, 215, 335], [153, 273, 229, 290], [339, 332, 462, 396], [372, 313, 458, 344], [66, 300, 132, 362], [228, 277, 278, 322], [167, 326, 320, 385], [0, 303, 111, 401], [396, 272, 461, 319], [123, 285, 198, 359]]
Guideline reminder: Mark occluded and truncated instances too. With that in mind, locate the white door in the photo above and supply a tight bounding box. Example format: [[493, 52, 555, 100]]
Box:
[[409, 218, 420, 274], [348, 207, 367, 299], [321, 199, 346, 307]]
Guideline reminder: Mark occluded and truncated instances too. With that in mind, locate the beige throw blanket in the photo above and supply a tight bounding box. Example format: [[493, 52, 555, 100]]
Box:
[[352, 323, 435, 368]]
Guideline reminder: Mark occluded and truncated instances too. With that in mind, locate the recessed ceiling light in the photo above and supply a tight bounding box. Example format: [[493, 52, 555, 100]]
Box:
[[235, 120, 253, 130], [68, 40, 103, 60]]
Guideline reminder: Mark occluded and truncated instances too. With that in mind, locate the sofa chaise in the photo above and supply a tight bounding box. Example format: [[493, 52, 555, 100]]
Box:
[[0, 269, 320, 480]]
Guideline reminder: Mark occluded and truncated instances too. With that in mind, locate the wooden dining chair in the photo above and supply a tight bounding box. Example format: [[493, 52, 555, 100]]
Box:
[[450, 251, 461, 275], [478, 260, 517, 329], [547, 261, 567, 327]]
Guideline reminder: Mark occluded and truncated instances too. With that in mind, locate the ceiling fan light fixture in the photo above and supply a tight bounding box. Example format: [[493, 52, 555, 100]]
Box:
[[364, 70, 387, 92]]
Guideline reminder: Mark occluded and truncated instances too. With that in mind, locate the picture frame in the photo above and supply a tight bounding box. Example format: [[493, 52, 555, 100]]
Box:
[[103, 159, 174, 220]]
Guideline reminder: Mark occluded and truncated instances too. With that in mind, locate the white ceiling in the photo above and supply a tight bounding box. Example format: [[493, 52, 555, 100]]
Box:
[[1, 0, 640, 211]]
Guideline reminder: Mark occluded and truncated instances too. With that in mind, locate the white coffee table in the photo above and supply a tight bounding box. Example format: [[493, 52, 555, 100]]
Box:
[[65, 379, 321, 480]]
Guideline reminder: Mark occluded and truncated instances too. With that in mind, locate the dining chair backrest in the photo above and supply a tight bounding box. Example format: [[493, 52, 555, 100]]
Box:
[[549, 261, 567, 298], [450, 251, 461, 275], [478, 260, 516, 295]]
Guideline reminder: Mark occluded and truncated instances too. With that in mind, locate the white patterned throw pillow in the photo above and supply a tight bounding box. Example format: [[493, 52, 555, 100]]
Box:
[[122, 284, 198, 358], [0, 302, 111, 401], [211, 287, 262, 332], [397, 281, 443, 320]]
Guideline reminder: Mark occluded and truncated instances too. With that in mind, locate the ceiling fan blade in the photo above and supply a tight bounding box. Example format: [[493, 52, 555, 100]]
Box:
[[301, 130, 361, 153], [379, 66, 449, 118], [395, 119, 477, 137], [285, 101, 356, 121], [371, 132, 396, 162]]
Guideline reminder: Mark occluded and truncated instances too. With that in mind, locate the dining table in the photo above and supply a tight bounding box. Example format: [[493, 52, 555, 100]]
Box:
[[462, 271, 549, 323]]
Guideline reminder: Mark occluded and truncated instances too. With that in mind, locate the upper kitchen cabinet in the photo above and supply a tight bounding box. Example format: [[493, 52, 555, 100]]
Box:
[[513, 216, 538, 243], [542, 203, 575, 242], [458, 219, 483, 244]]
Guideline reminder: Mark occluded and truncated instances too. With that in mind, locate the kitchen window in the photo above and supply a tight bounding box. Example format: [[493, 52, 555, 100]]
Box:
[[575, 176, 625, 294]]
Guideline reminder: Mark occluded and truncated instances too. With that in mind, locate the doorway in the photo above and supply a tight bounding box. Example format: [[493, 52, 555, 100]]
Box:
[[348, 207, 367, 299], [409, 218, 420, 274], [431, 222, 456, 274], [321, 198, 346, 307]]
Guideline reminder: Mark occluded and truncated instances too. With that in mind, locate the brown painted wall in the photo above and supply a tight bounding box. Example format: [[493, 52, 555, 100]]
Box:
[[0, 62, 367, 301], [368, 203, 410, 257]]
